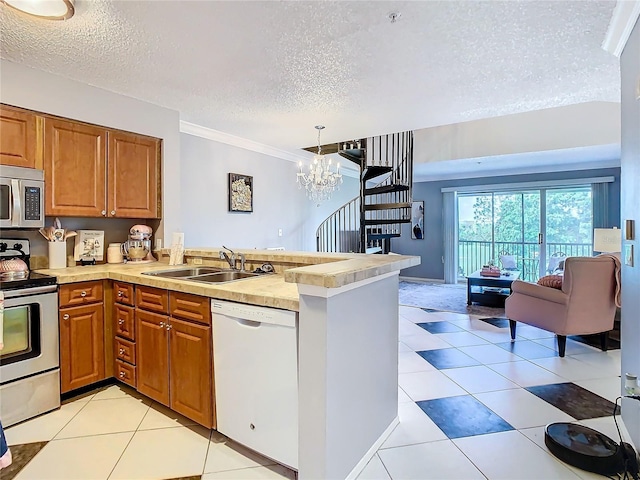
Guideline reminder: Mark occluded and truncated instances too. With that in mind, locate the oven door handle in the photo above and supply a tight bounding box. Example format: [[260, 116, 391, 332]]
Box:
[[2, 284, 57, 298]]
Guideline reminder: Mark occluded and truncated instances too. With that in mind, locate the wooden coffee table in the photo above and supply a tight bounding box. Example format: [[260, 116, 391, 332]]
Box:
[[467, 270, 521, 307]]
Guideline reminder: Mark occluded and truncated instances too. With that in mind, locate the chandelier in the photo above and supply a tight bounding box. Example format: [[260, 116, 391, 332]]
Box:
[[297, 125, 343, 205]]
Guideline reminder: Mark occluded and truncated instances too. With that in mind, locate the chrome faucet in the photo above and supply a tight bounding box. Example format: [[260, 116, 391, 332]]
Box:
[[220, 246, 235, 269], [220, 246, 246, 271]]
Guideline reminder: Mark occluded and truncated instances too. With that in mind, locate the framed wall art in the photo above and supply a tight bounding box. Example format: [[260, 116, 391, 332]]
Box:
[[228, 173, 253, 213], [411, 201, 424, 240]]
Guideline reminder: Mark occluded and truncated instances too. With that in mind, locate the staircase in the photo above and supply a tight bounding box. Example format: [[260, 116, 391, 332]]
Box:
[[316, 131, 414, 253]]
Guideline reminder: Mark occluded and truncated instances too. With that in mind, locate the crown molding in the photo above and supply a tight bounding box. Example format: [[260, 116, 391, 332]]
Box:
[[602, 0, 640, 57], [180, 120, 306, 164], [180, 120, 360, 179]]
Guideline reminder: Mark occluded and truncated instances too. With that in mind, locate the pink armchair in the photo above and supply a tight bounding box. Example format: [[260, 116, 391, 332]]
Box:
[[505, 256, 618, 357]]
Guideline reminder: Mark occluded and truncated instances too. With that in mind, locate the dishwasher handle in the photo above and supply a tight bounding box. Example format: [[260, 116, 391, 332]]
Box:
[[235, 317, 262, 328]]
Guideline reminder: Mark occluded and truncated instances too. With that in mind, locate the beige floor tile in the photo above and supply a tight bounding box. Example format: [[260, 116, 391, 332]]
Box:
[[109, 425, 210, 479], [399, 333, 451, 351], [137, 401, 197, 430], [488, 360, 567, 387], [6, 400, 87, 446], [55, 396, 150, 439], [202, 464, 296, 479], [14, 432, 133, 480], [380, 401, 447, 449], [398, 370, 466, 401], [454, 430, 581, 479], [474, 388, 574, 429], [91, 384, 145, 401], [398, 351, 437, 374], [442, 364, 519, 393], [204, 431, 275, 473], [357, 454, 391, 479], [435, 331, 489, 347], [378, 439, 485, 479]]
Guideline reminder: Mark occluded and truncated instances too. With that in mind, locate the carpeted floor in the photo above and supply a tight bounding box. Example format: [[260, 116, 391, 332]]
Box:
[[399, 280, 621, 350], [399, 281, 506, 317]]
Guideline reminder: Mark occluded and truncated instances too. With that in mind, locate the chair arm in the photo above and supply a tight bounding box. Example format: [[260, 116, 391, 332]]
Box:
[[510, 280, 568, 305]]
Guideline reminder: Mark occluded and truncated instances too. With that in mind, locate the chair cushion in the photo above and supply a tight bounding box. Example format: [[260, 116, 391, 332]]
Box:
[[537, 274, 563, 289], [500, 255, 517, 269]]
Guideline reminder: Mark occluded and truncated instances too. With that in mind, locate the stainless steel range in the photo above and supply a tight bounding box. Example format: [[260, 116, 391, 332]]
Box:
[[0, 238, 60, 427]]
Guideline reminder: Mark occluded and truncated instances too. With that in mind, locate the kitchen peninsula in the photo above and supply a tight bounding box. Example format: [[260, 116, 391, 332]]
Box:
[[39, 248, 420, 480]]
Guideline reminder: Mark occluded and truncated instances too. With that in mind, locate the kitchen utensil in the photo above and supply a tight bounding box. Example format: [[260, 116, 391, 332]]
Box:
[[122, 225, 155, 263]]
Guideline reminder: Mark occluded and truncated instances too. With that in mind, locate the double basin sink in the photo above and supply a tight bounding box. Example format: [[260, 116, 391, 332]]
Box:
[[142, 267, 261, 284]]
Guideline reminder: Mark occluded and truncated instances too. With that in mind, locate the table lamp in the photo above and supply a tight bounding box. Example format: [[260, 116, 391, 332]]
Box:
[[593, 228, 622, 254]]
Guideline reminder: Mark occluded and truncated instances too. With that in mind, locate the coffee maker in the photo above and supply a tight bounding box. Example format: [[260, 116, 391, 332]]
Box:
[[122, 225, 156, 263]]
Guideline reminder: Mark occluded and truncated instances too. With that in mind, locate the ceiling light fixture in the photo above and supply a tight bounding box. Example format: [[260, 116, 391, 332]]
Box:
[[1, 0, 74, 20], [297, 125, 342, 206]]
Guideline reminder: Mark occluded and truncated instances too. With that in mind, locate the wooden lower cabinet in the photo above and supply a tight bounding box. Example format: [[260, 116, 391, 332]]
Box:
[[169, 318, 213, 427], [136, 308, 170, 405], [59, 303, 105, 393]]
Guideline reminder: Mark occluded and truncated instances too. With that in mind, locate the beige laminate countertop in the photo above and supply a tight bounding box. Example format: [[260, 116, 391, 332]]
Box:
[[37, 249, 419, 312]]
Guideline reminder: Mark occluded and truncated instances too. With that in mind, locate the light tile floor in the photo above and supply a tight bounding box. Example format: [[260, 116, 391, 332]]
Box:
[[3, 305, 633, 480]]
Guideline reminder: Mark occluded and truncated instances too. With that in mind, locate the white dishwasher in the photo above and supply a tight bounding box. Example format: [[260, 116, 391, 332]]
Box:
[[212, 300, 298, 470]]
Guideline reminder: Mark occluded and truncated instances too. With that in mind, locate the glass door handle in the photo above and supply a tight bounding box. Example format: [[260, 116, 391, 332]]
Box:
[[538, 233, 543, 245]]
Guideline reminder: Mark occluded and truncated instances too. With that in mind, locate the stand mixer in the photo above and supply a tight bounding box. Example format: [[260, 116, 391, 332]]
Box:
[[122, 225, 156, 263]]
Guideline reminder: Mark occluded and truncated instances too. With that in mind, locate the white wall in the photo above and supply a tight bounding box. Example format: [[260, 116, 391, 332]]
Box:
[[620, 17, 640, 448], [0, 60, 181, 241], [180, 133, 359, 251]]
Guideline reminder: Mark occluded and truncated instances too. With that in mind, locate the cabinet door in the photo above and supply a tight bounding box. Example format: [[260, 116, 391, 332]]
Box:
[[60, 303, 105, 393], [169, 317, 213, 428], [44, 118, 107, 217], [136, 309, 169, 406], [0, 106, 38, 168], [108, 131, 160, 218]]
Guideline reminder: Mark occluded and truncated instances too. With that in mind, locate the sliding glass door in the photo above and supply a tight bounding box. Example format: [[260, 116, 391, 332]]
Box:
[[457, 185, 593, 281]]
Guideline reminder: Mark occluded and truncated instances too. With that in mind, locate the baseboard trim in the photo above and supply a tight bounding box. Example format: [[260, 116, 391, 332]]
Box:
[[345, 416, 399, 480], [399, 276, 445, 283]]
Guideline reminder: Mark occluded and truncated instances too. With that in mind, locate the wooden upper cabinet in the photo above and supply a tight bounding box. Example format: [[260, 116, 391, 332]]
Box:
[[0, 105, 38, 168], [44, 118, 107, 217], [108, 131, 160, 219], [41, 111, 161, 219]]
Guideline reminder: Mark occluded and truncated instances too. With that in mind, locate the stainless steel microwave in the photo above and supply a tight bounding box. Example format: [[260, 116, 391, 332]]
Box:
[[0, 165, 45, 229]]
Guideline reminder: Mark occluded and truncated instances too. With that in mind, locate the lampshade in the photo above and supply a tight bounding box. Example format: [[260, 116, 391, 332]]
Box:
[[2, 0, 74, 20], [593, 228, 621, 253]]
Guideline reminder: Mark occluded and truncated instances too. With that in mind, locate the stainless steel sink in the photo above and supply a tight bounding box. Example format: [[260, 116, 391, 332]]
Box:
[[189, 271, 259, 283], [142, 267, 261, 284], [143, 267, 223, 278]]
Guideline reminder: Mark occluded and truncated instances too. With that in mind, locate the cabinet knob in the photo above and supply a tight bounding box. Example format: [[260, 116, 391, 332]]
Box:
[[159, 321, 165, 328], [119, 348, 125, 355], [250, 423, 255, 430], [118, 319, 125, 325], [101, 210, 106, 216], [110, 210, 116, 216], [119, 371, 125, 378], [166, 324, 172, 331], [63, 313, 69, 320], [80, 291, 87, 297], [117, 291, 123, 297]]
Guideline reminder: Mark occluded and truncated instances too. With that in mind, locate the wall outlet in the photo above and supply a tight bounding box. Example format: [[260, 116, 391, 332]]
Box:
[[278, 228, 283, 237], [193, 257, 203, 265]]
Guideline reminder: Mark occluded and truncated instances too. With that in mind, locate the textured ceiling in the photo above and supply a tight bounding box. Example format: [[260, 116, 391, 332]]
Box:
[[0, 0, 620, 157]]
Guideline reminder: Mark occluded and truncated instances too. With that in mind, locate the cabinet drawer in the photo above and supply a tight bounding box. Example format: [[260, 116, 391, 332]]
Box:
[[116, 360, 136, 388], [59, 281, 103, 307], [114, 282, 134, 306], [114, 304, 135, 341], [170, 292, 211, 326], [136, 286, 168, 314], [115, 337, 136, 365]]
